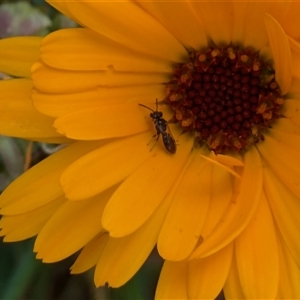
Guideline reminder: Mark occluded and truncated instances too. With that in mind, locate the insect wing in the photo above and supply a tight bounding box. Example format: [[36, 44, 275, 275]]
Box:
[[163, 124, 176, 154]]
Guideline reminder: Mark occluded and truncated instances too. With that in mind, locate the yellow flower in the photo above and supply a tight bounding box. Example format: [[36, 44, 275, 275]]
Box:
[[0, 1, 300, 299]]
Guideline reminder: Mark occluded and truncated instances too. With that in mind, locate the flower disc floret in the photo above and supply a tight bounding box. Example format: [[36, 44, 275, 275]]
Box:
[[166, 46, 284, 153]]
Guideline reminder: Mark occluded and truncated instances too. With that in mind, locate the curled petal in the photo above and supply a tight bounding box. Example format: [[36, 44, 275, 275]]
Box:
[[264, 13, 292, 95]]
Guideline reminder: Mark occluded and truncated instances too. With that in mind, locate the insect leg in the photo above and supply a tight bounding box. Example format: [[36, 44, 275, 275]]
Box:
[[149, 132, 160, 151]]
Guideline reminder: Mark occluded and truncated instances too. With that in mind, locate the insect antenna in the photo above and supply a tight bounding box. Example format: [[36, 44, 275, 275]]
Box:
[[138, 103, 154, 112]]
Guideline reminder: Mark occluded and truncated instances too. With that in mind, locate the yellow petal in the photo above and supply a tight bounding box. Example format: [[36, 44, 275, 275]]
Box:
[[155, 261, 188, 300], [214, 153, 244, 167], [61, 133, 152, 200], [0, 79, 67, 142], [235, 191, 279, 299], [270, 117, 300, 136], [138, 1, 207, 50], [288, 76, 300, 98], [190, 1, 233, 45], [263, 167, 300, 267], [197, 163, 234, 248], [0, 197, 64, 242], [94, 188, 171, 288], [240, 3, 290, 47], [41, 28, 173, 73], [32, 61, 169, 94], [223, 251, 245, 299], [283, 99, 300, 127], [277, 232, 300, 299], [0, 141, 104, 214], [257, 133, 300, 200], [33, 84, 165, 118], [268, 123, 300, 152], [71, 233, 108, 274], [264, 13, 292, 95], [191, 146, 262, 259], [34, 188, 114, 262], [0, 36, 41, 78], [231, 2, 248, 44], [288, 36, 300, 81], [265, 2, 290, 26], [62, 0, 187, 62], [200, 153, 241, 179], [281, 2, 300, 40], [242, 2, 281, 50], [54, 103, 149, 140], [33, 88, 106, 118], [102, 134, 193, 238], [188, 243, 233, 299], [158, 152, 211, 261]]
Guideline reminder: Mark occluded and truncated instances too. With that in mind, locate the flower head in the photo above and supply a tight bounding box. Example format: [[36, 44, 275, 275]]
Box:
[[0, 1, 300, 299]]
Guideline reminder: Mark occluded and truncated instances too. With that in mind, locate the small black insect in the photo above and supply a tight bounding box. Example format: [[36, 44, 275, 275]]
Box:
[[139, 99, 176, 154]]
